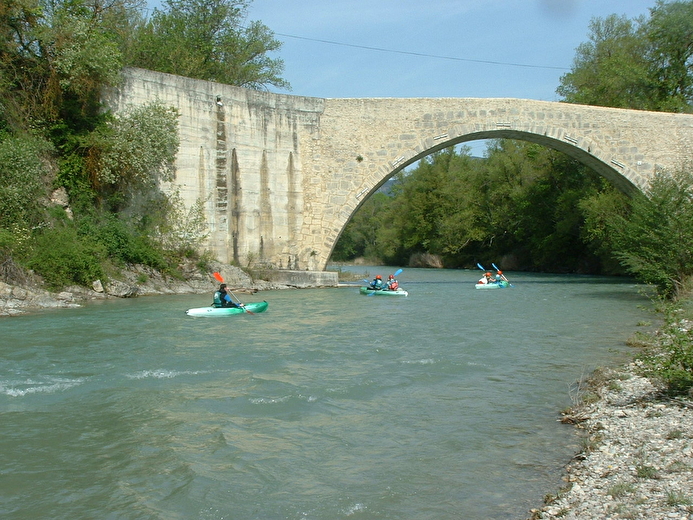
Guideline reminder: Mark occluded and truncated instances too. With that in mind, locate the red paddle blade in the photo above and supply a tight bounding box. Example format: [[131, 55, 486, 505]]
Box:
[[213, 272, 224, 283]]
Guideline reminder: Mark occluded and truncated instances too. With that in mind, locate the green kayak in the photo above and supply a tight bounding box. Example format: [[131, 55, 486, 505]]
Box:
[[359, 287, 409, 296], [185, 301, 268, 317]]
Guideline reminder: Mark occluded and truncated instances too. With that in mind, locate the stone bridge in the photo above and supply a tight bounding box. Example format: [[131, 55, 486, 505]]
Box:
[[106, 68, 693, 272]]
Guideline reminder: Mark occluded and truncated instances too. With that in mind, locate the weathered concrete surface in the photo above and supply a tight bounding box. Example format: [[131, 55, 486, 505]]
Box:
[[254, 269, 338, 288], [106, 68, 693, 272]]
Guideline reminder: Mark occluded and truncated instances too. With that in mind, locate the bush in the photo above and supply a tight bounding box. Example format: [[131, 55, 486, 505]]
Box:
[[0, 135, 54, 229], [607, 168, 693, 298], [637, 306, 693, 396], [26, 226, 106, 289], [75, 213, 169, 270], [88, 101, 179, 193]]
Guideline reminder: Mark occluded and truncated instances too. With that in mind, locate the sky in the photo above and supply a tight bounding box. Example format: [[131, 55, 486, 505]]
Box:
[[146, 0, 658, 156], [243, 0, 655, 101], [238, 0, 656, 155]]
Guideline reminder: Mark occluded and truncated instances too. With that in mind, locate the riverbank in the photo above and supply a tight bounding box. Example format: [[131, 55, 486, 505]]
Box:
[[0, 263, 302, 316], [528, 361, 693, 519]]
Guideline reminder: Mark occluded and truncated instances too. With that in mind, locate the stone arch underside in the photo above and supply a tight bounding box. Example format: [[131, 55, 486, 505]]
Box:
[[322, 127, 646, 267]]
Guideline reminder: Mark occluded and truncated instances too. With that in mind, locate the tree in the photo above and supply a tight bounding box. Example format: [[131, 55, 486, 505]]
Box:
[[127, 0, 289, 90], [557, 14, 653, 109], [0, 0, 140, 130], [87, 100, 179, 198], [558, 1, 693, 112], [331, 192, 393, 262], [606, 167, 693, 297], [646, 0, 693, 111]]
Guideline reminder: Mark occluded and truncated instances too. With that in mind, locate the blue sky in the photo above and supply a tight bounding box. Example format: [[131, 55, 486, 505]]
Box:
[[244, 0, 654, 100], [240, 0, 656, 156], [146, 1, 657, 155]]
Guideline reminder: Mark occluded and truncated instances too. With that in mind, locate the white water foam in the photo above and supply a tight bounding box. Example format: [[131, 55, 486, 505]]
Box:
[[126, 369, 210, 380], [0, 377, 85, 397]]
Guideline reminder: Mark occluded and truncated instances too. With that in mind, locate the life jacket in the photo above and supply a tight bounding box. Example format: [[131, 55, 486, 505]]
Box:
[[390, 281, 399, 290], [213, 291, 224, 307]]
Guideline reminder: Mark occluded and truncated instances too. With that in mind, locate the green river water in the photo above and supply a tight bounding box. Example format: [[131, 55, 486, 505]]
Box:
[[0, 268, 651, 519]]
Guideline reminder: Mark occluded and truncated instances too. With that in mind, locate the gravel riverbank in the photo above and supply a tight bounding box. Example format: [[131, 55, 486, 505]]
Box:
[[529, 363, 693, 520]]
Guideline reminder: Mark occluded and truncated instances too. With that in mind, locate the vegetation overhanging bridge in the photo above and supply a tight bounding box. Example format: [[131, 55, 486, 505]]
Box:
[[108, 68, 693, 271]]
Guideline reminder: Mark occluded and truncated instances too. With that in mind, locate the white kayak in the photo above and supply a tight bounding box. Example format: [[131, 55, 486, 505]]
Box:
[[185, 301, 268, 316], [475, 281, 511, 289]]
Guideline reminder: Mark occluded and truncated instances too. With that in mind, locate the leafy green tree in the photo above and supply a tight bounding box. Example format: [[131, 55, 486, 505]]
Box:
[[579, 184, 632, 274], [127, 0, 289, 90], [557, 14, 652, 109], [331, 192, 393, 262], [646, 0, 693, 111], [558, 1, 693, 112], [0, 0, 227, 289], [1, 0, 138, 130], [331, 142, 619, 271], [605, 167, 693, 297], [87, 100, 179, 200]]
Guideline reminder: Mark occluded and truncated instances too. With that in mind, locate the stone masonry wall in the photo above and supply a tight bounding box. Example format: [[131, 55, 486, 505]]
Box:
[[106, 68, 693, 271]]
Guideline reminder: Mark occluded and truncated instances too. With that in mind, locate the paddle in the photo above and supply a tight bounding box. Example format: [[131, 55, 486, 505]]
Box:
[[491, 263, 513, 286], [212, 272, 254, 314]]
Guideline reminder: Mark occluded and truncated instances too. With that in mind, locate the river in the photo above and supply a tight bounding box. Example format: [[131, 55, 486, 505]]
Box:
[[0, 268, 651, 519]]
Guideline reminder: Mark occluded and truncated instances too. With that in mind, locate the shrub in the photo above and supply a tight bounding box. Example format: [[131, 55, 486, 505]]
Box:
[[76, 213, 169, 271], [608, 482, 635, 498], [637, 305, 693, 396], [88, 101, 179, 193], [607, 168, 693, 298], [0, 135, 53, 229], [26, 226, 106, 289]]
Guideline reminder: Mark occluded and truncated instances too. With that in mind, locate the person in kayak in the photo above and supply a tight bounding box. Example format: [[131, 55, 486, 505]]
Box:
[[369, 275, 384, 290], [213, 283, 243, 308], [386, 274, 399, 290], [478, 272, 495, 284]]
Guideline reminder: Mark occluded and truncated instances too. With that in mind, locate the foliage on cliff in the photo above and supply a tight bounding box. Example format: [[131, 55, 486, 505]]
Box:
[[126, 0, 288, 90], [0, 0, 287, 289]]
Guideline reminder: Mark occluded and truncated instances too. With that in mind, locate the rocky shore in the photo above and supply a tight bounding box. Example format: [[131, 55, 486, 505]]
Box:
[[529, 363, 693, 520], [0, 263, 296, 317]]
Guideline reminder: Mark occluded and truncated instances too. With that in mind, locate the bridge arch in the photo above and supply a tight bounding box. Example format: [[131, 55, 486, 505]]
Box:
[[109, 69, 693, 272], [324, 127, 644, 265]]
